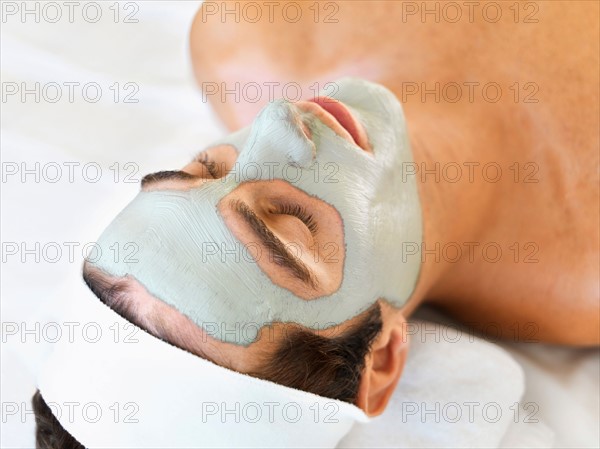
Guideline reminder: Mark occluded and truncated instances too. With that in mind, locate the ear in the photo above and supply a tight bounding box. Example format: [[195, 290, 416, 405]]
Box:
[[355, 307, 409, 416]]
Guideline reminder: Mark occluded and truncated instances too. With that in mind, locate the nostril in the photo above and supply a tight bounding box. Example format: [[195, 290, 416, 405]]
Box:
[[291, 110, 313, 142], [299, 119, 312, 141], [245, 100, 316, 169]]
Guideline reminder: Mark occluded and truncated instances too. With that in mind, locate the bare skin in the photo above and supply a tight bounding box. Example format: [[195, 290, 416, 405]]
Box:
[[189, 0, 599, 345]]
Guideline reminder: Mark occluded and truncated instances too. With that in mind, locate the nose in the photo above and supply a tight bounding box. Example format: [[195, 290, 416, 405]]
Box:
[[237, 100, 316, 172]]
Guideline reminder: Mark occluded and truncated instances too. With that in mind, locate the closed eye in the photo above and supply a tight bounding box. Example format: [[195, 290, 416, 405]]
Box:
[[196, 153, 220, 178], [269, 201, 319, 235], [187, 145, 238, 180]]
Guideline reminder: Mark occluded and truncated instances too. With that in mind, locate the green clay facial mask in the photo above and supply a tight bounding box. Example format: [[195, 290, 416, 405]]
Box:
[[91, 78, 423, 345]]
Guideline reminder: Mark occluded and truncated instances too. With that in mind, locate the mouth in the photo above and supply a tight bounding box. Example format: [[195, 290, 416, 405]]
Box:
[[295, 97, 371, 152]]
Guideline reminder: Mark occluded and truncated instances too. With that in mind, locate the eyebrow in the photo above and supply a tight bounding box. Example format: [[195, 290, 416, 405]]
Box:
[[229, 200, 318, 289], [82, 264, 140, 326], [141, 170, 199, 188]]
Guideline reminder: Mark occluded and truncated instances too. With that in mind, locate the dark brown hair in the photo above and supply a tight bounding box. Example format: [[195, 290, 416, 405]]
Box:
[[32, 390, 84, 449], [250, 304, 383, 403]]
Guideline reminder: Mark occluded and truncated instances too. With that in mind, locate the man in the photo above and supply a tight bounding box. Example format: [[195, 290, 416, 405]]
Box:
[[34, 1, 598, 446]]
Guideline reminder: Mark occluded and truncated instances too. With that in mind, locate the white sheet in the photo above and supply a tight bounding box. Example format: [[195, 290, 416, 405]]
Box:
[[1, 2, 598, 447]]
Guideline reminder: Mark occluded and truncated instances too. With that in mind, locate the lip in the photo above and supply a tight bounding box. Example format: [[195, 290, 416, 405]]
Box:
[[295, 97, 371, 152]]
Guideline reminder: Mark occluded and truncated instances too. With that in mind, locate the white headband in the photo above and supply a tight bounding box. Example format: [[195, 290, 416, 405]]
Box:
[[37, 281, 369, 448]]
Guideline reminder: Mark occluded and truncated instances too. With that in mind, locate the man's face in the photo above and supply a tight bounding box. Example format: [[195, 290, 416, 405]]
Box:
[[89, 78, 422, 345]]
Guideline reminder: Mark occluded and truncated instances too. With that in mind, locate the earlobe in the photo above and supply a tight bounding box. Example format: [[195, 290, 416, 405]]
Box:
[[356, 311, 409, 416]]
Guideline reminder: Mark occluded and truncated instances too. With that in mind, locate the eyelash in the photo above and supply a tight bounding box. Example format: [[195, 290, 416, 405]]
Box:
[[196, 153, 219, 178], [271, 202, 319, 235]]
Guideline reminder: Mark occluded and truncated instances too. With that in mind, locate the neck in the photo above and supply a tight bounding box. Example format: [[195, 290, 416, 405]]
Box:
[[400, 104, 495, 314]]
